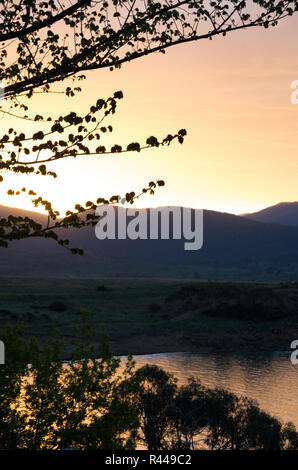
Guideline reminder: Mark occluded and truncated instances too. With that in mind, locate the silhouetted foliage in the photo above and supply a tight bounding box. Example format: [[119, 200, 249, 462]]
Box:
[[148, 302, 161, 313], [0, 320, 297, 449], [1, 0, 297, 250], [165, 282, 296, 321], [49, 301, 68, 312], [0, 313, 139, 449], [120, 364, 298, 450], [97, 284, 113, 292], [1, 0, 297, 99]]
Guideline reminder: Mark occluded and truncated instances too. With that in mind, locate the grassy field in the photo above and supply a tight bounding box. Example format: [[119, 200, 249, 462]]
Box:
[[0, 277, 297, 358]]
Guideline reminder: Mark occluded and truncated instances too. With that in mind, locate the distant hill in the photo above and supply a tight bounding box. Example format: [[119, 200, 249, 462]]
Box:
[[1, 204, 298, 280], [244, 202, 298, 227], [0, 204, 48, 224]]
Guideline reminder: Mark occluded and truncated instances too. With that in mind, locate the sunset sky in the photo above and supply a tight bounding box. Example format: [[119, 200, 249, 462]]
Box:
[[2, 13, 298, 216]]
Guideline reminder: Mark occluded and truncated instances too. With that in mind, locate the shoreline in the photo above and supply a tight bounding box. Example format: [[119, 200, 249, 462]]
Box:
[[1, 277, 297, 363], [60, 331, 293, 361]]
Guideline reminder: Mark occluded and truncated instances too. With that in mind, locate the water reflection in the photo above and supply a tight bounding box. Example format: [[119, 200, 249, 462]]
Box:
[[119, 353, 298, 428]]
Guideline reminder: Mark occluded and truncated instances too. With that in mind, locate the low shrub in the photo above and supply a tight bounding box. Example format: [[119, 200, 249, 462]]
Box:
[[49, 301, 67, 312]]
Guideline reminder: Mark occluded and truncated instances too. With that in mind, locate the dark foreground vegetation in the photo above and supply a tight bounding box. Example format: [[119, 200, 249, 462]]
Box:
[[0, 314, 297, 450], [1, 277, 298, 356]]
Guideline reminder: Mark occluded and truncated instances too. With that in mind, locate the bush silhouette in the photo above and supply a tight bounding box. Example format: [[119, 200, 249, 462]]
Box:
[[0, 318, 297, 450], [49, 302, 67, 313]]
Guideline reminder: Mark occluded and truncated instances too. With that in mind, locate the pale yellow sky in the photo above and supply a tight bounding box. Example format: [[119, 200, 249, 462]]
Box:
[[1, 14, 298, 216]]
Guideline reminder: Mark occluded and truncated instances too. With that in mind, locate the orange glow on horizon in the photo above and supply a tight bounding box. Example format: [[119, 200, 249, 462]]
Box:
[[1, 16, 298, 216]]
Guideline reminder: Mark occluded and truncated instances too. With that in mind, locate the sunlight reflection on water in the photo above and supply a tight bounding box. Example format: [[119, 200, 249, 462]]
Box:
[[119, 352, 298, 428]]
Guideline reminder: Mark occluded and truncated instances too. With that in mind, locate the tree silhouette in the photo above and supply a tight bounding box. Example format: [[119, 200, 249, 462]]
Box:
[[1, 0, 297, 99], [0, 313, 140, 449], [0, 0, 297, 252], [1, 322, 298, 450], [119, 364, 298, 450]]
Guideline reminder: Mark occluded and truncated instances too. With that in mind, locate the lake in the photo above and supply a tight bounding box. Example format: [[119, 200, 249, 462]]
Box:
[[120, 352, 298, 428]]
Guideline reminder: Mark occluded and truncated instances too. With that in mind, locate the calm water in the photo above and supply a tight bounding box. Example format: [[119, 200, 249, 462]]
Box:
[[120, 352, 298, 428]]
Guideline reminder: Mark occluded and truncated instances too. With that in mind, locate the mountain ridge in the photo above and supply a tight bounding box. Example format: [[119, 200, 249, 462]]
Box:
[[1, 204, 298, 279], [244, 201, 298, 227]]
